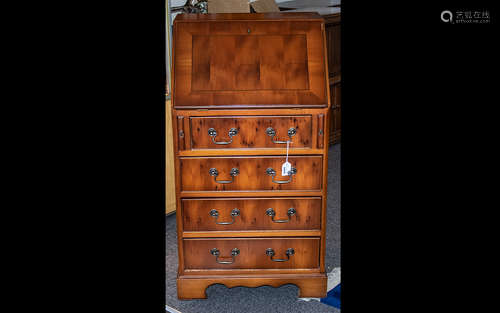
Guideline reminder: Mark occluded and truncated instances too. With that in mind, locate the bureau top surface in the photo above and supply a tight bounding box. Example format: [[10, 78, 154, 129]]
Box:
[[173, 12, 324, 23], [172, 13, 329, 109]]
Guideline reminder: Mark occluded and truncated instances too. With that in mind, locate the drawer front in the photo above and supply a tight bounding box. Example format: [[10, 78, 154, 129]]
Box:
[[190, 115, 312, 149], [180, 156, 323, 192], [184, 238, 320, 269], [182, 197, 321, 231]]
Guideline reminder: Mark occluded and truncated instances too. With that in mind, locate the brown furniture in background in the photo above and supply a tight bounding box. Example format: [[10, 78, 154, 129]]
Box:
[[325, 12, 341, 145], [278, 0, 341, 145], [171, 13, 331, 299]]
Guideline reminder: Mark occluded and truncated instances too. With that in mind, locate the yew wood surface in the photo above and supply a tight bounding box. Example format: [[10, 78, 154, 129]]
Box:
[[177, 274, 327, 299], [191, 34, 309, 91], [182, 267, 320, 276], [174, 108, 329, 154], [182, 197, 321, 231], [179, 155, 323, 191], [173, 14, 328, 108], [182, 230, 321, 238], [172, 13, 331, 300], [183, 237, 320, 269], [180, 190, 323, 198], [190, 115, 312, 149]]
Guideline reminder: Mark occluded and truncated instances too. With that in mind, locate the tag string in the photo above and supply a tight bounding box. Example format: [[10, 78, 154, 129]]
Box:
[[286, 140, 289, 163]]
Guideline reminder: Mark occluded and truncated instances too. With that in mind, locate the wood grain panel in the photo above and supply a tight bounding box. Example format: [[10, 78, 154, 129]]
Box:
[[183, 237, 320, 269], [179, 149, 324, 157], [182, 230, 321, 238], [192, 34, 308, 91], [179, 155, 323, 191], [177, 274, 327, 299], [182, 197, 321, 231], [173, 15, 328, 107], [180, 190, 323, 198], [190, 115, 312, 149]]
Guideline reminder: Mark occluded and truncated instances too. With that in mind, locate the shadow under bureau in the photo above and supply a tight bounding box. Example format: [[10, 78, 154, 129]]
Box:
[[171, 12, 332, 299]]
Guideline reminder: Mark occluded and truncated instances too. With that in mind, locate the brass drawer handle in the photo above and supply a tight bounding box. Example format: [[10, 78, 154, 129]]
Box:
[[266, 167, 297, 184], [209, 167, 239, 184], [209, 208, 240, 225], [266, 207, 296, 223], [266, 127, 296, 144], [210, 248, 240, 264], [208, 127, 238, 145], [265, 248, 295, 262]]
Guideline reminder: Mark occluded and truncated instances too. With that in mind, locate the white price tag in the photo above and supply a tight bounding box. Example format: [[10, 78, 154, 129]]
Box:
[[282, 161, 292, 176], [282, 140, 291, 176]]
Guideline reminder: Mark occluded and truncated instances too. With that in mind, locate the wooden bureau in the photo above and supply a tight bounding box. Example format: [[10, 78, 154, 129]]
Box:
[[171, 13, 331, 299]]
